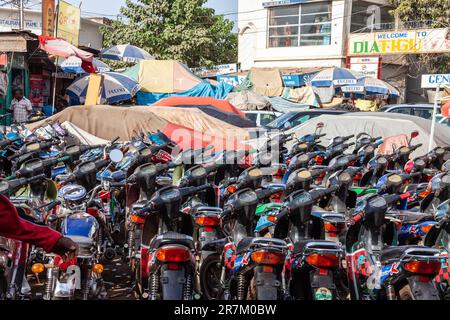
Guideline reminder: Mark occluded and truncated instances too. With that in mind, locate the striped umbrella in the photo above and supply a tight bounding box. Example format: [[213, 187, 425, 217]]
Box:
[[310, 67, 364, 87], [60, 56, 111, 74], [100, 44, 154, 63], [341, 77, 400, 96], [66, 72, 140, 104]]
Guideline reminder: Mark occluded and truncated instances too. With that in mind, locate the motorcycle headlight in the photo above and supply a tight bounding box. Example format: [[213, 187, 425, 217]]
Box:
[[338, 172, 352, 183], [399, 146, 410, 155], [387, 174, 402, 185], [364, 145, 374, 154], [441, 174, 450, 187], [377, 157, 387, 166]]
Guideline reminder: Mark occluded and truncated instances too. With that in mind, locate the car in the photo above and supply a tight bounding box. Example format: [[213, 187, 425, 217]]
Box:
[[378, 103, 440, 120], [264, 109, 349, 130], [244, 110, 281, 127], [437, 115, 450, 126]]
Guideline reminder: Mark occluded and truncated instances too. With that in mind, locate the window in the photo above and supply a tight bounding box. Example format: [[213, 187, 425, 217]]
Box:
[[245, 113, 258, 123], [268, 2, 332, 48], [260, 114, 278, 126], [413, 108, 440, 120], [391, 107, 412, 115]]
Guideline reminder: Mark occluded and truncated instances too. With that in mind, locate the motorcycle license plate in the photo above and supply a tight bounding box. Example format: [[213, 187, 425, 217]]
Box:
[[54, 279, 76, 298]]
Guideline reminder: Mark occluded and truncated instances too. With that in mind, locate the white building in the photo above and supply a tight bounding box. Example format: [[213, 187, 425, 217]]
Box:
[[238, 0, 392, 70], [0, 7, 105, 50]]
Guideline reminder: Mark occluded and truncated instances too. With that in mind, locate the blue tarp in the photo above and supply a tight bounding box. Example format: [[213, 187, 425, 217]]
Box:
[[137, 81, 234, 105]]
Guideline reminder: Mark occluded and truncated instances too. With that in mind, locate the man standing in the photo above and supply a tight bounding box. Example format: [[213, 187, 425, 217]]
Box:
[[10, 89, 32, 124]]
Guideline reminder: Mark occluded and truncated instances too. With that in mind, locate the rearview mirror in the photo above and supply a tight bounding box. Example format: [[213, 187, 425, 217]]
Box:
[[109, 149, 124, 163], [316, 122, 324, 129], [411, 131, 419, 139]]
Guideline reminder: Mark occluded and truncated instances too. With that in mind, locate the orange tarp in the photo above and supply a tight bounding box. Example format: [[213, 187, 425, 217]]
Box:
[[152, 96, 245, 117]]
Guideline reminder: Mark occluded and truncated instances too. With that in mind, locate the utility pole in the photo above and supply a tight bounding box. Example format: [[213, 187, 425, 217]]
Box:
[[18, 0, 24, 30]]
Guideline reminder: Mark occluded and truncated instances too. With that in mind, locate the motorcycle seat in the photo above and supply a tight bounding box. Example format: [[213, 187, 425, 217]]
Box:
[[293, 239, 342, 255], [236, 237, 286, 254], [149, 231, 195, 250], [66, 235, 94, 256], [380, 245, 440, 264], [394, 210, 433, 224]]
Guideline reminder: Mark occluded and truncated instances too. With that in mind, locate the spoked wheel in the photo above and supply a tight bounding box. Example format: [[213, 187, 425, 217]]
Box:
[[199, 254, 222, 300]]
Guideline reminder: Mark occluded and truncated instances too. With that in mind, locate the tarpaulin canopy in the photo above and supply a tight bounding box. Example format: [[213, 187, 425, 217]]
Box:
[[226, 90, 272, 111], [136, 81, 233, 105], [123, 60, 203, 93], [27, 105, 249, 151], [249, 68, 284, 97], [285, 112, 450, 156], [153, 97, 245, 117], [151, 104, 255, 128], [38, 36, 94, 73]]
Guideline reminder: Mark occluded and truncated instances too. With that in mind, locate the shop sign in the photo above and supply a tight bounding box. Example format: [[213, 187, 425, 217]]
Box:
[[349, 57, 380, 79], [421, 74, 450, 89], [57, 0, 81, 46], [0, 35, 27, 52], [192, 63, 238, 78], [216, 75, 246, 86], [42, 0, 56, 37], [282, 72, 319, 87], [349, 28, 450, 56], [52, 72, 77, 79]]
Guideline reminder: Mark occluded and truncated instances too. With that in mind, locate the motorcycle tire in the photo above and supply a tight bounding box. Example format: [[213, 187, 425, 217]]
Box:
[[199, 253, 222, 300]]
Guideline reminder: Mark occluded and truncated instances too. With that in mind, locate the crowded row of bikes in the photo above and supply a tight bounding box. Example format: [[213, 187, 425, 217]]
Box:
[[0, 120, 449, 300]]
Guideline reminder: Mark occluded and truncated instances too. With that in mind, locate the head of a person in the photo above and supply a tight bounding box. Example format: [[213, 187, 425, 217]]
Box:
[[13, 89, 23, 100]]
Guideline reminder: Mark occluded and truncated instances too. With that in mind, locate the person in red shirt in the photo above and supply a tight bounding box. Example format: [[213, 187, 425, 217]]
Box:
[[0, 194, 77, 255]]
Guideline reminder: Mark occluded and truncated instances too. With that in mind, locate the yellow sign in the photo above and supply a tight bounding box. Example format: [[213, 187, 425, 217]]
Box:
[[349, 28, 450, 56], [57, 0, 80, 46], [85, 74, 103, 106]]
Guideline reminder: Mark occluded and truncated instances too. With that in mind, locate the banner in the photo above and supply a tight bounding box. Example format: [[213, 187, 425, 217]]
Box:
[[29, 75, 45, 107], [42, 0, 55, 37], [57, 0, 80, 46], [349, 28, 450, 56], [349, 57, 380, 79]]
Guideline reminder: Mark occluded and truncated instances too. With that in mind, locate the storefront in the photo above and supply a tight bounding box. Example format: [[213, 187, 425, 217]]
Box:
[[0, 31, 56, 124]]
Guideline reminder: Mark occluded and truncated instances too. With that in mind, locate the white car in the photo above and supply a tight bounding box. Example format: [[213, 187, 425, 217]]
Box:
[[244, 110, 281, 127]]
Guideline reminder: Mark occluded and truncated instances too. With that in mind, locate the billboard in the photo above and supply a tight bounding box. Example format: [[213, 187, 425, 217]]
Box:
[[349, 28, 450, 56], [42, 0, 55, 37], [57, 0, 80, 46]]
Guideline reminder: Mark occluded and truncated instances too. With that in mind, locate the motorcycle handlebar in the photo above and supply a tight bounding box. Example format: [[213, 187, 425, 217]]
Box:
[[309, 185, 339, 200]]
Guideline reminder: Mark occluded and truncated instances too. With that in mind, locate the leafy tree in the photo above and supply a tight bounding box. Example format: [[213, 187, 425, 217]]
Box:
[[100, 0, 237, 68], [389, 0, 450, 73]]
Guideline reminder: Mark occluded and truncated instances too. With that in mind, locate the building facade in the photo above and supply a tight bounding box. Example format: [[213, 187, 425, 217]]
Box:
[[238, 0, 392, 70], [0, 7, 105, 50]]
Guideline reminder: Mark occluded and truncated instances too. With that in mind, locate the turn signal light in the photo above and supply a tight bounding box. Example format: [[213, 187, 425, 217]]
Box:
[[92, 264, 104, 274], [156, 246, 191, 263], [403, 261, 441, 275], [267, 215, 277, 223], [31, 263, 45, 274], [305, 254, 340, 267], [420, 225, 433, 234], [324, 222, 342, 232], [195, 215, 220, 227], [227, 185, 237, 194], [251, 251, 284, 265], [130, 214, 145, 224]]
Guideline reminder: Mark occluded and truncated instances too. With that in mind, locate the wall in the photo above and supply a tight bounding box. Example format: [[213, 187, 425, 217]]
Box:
[[237, 0, 349, 70], [0, 8, 104, 50]]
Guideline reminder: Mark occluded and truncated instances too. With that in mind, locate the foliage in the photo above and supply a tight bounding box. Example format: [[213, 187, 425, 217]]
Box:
[[389, 0, 450, 73], [100, 0, 237, 68]]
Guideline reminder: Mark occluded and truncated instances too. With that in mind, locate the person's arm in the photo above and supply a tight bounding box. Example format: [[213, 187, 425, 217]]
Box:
[[0, 194, 62, 252], [26, 99, 32, 113]]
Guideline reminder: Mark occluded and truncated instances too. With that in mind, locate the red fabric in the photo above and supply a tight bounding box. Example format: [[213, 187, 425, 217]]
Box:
[[162, 122, 249, 152], [0, 194, 62, 253], [153, 97, 245, 117], [443, 101, 450, 118], [38, 36, 94, 73]]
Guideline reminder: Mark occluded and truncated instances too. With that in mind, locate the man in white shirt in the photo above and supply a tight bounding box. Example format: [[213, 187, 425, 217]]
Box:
[[10, 89, 32, 124]]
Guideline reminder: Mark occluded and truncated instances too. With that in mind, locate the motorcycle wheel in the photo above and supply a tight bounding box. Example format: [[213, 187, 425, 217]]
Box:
[[199, 254, 222, 300], [0, 273, 6, 300]]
